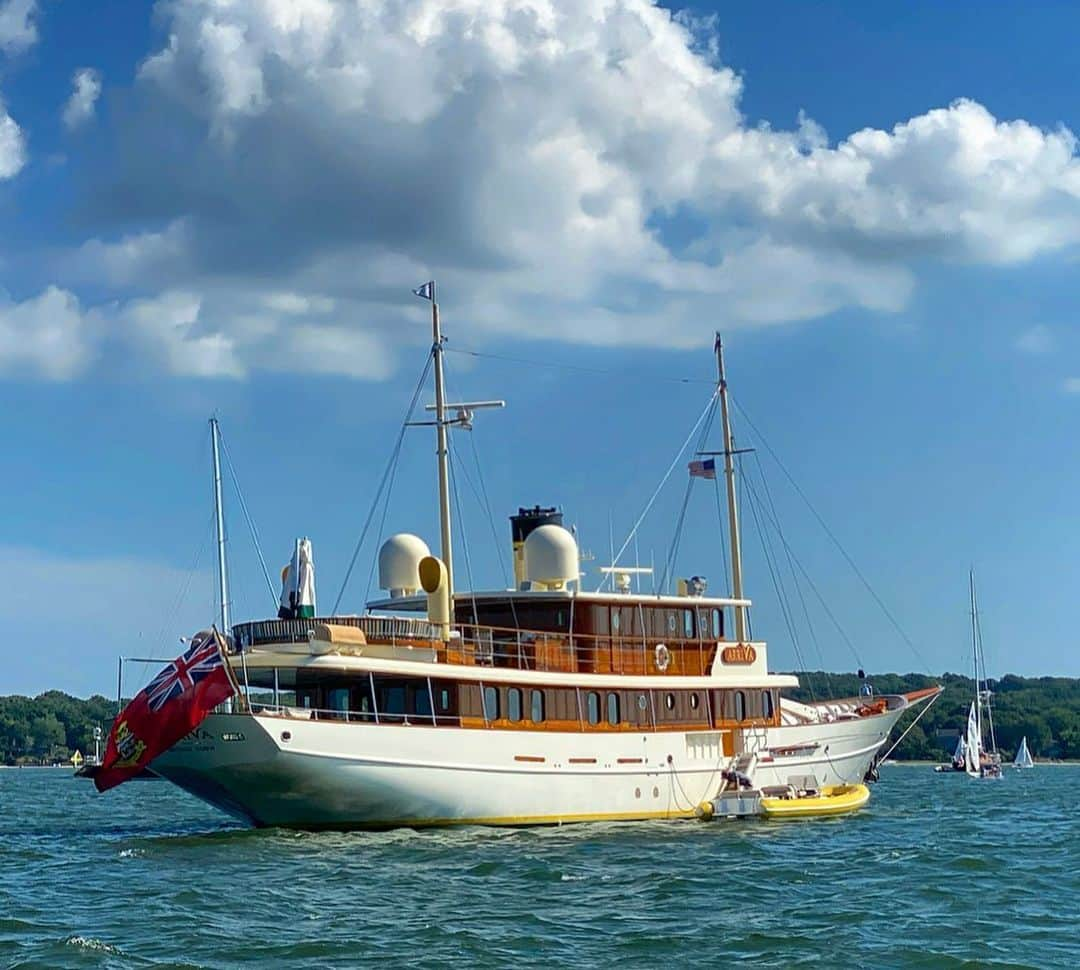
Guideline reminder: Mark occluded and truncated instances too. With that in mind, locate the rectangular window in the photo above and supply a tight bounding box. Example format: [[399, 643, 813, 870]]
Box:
[[530, 689, 545, 723], [414, 686, 432, 717], [683, 611, 695, 639], [508, 687, 523, 723], [607, 692, 620, 726]]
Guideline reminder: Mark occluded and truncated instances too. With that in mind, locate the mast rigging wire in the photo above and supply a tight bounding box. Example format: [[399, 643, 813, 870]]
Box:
[[333, 352, 433, 613], [218, 432, 277, 608], [729, 392, 932, 673], [597, 389, 719, 593]]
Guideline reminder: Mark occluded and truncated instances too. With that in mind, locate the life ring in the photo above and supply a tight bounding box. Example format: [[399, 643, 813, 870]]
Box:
[[654, 643, 671, 672]]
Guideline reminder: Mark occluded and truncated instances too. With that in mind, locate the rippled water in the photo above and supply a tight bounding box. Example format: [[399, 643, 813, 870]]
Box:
[[2, 765, 1078, 968]]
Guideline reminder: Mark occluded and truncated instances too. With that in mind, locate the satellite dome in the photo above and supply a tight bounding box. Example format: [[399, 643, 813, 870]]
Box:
[[524, 524, 579, 589], [378, 533, 431, 597]]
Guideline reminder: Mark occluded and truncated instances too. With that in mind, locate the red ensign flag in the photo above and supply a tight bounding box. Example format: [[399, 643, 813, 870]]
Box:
[[95, 630, 235, 793]]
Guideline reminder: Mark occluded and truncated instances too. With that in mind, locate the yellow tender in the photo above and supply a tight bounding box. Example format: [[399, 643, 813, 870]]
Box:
[[760, 783, 870, 819]]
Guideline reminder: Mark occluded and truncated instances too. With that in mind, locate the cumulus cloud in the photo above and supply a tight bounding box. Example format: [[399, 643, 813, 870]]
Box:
[[62, 68, 102, 129], [0, 287, 96, 380], [34, 0, 1080, 380], [0, 0, 36, 54], [0, 100, 25, 177]]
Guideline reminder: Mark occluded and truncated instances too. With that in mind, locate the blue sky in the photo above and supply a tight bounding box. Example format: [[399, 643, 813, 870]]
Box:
[[2, 1, 1079, 696]]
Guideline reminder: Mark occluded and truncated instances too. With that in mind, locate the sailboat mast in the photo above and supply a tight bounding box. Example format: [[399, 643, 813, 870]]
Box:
[[715, 334, 747, 642], [430, 283, 454, 600], [970, 569, 981, 749], [210, 417, 230, 633]]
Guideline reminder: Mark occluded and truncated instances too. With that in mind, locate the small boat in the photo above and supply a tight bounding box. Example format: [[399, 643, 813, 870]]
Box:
[[1013, 736, 1035, 769], [934, 735, 967, 773], [760, 783, 870, 819]]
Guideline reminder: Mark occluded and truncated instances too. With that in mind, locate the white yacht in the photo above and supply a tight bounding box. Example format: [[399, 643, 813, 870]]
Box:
[[151, 287, 938, 828]]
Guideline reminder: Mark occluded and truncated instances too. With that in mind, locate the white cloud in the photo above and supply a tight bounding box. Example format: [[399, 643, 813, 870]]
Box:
[[34, 0, 1080, 381], [0, 0, 36, 54], [0, 100, 25, 178], [1016, 325, 1054, 355], [0, 287, 96, 379], [62, 68, 103, 130]]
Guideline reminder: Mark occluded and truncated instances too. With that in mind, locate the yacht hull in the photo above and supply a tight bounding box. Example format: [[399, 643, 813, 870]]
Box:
[[152, 704, 907, 829]]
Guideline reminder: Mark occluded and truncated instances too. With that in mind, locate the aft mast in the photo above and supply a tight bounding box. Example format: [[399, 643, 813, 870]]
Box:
[[715, 335, 747, 643], [210, 417, 230, 632]]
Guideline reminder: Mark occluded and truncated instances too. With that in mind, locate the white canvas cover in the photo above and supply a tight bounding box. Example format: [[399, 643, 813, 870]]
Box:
[[280, 538, 316, 618]]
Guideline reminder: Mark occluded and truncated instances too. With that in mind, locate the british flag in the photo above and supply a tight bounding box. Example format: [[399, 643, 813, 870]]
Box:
[[146, 631, 225, 712]]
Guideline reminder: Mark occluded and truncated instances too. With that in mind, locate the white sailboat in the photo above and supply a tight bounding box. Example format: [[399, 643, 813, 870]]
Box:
[[146, 289, 940, 829], [1013, 736, 1034, 769], [965, 571, 1002, 780]]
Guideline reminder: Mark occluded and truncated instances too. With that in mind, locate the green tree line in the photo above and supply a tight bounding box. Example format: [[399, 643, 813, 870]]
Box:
[[0, 692, 117, 765], [789, 671, 1080, 761], [3, 672, 1079, 764]]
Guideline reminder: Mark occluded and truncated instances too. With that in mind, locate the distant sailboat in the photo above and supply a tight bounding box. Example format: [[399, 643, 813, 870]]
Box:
[[965, 571, 1002, 779], [1013, 736, 1035, 770]]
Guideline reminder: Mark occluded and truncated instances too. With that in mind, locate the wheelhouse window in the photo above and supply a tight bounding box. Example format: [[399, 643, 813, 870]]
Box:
[[683, 611, 695, 638], [483, 686, 500, 721], [414, 684, 432, 718], [530, 689, 545, 723], [438, 688, 452, 712], [587, 691, 601, 725], [734, 690, 746, 721], [711, 608, 722, 638], [607, 692, 620, 726], [762, 690, 774, 720], [328, 688, 350, 715], [508, 688, 523, 723]]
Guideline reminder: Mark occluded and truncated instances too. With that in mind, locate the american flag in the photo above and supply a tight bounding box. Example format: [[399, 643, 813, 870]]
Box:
[[688, 458, 717, 480], [145, 631, 225, 713]]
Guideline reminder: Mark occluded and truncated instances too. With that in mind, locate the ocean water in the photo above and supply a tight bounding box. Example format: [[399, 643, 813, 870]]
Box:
[[1, 766, 1077, 969]]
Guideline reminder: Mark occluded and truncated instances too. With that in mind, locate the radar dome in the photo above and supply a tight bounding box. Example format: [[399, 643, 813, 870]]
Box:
[[524, 524, 579, 589], [378, 533, 431, 597]]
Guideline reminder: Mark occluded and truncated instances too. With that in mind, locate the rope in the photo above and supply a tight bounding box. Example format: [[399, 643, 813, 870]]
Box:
[[219, 432, 277, 607], [598, 388, 719, 592], [445, 346, 714, 386], [729, 393, 932, 673], [333, 352, 433, 613], [878, 690, 941, 763]]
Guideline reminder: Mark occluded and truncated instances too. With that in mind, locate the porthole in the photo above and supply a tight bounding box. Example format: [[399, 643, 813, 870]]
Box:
[[667, 613, 677, 633], [483, 686, 500, 721], [652, 786, 660, 798], [280, 731, 292, 742], [665, 692, 676, 711], [689, 693, 699, 710], [635, 787, 642, 799], [637, 694, 648, 711]]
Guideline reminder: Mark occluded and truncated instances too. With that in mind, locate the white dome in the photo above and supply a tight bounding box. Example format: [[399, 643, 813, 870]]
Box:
[[524, 524, 579, 588], [378, 533, 431, 595]]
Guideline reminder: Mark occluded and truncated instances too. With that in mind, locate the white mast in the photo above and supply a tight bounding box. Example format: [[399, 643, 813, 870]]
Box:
[[430, 283, 454, 600], [970, 569, 981, 754], [715, 335, 747, 642], [210, 417, 230, 632]]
